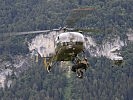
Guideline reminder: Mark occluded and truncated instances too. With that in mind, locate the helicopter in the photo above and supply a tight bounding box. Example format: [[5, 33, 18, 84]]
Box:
[[31, 27, 91, 78]]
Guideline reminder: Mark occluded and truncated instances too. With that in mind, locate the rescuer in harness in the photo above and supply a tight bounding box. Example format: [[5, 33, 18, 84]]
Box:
[[71, 57, 89, 78]]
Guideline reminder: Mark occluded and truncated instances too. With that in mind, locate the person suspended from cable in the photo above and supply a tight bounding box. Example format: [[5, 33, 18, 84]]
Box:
[[71, 57, 89, 78]]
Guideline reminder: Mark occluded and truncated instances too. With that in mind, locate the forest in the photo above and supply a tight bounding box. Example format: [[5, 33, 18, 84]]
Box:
[[0, 0, 133, 100]]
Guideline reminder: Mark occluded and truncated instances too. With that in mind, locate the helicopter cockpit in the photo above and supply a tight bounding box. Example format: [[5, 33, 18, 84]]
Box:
[[55, 32, 85, 47], [54, 32, 86, 61]]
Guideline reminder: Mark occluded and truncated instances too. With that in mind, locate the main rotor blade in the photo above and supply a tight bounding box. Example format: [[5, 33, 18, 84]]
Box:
[[67, 28, 101, 33], [0, 30, 51, 38]]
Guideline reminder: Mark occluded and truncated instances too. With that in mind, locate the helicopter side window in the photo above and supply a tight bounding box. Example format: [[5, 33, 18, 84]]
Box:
[[63, 42, 65, 46], [58, 36, 59, 40], [75, 42, 83, 45]]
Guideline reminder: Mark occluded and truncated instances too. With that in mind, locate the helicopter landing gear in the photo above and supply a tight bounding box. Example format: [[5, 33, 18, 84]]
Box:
[[76, 69, 83, 78], [46, 61, 58, 73], [47, 65, 51, 73]]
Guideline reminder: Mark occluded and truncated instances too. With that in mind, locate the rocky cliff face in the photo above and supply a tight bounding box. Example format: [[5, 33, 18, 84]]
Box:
[[28, 32, 55, 57], [85, 35, 125, 60], [0, 55, 32, 88]]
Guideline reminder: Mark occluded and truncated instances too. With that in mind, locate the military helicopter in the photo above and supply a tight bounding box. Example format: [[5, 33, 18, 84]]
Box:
[[36, 27, 91, 78]]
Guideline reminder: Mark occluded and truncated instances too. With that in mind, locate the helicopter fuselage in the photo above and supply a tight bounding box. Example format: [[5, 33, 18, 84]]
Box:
[[54, 32, 85, 61]]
